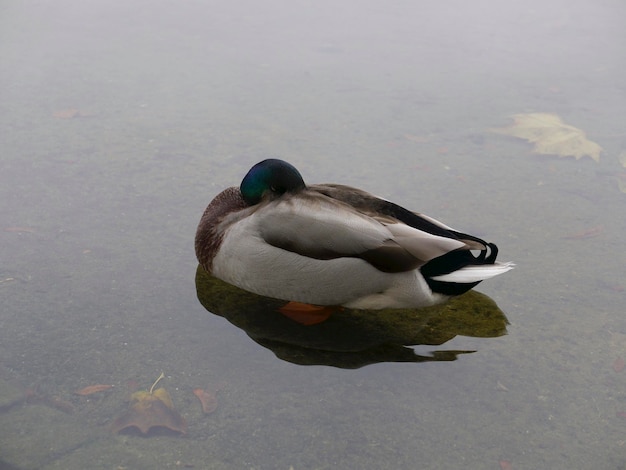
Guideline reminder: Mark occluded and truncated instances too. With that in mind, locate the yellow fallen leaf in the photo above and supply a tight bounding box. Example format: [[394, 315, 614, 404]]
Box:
[[492, 113, 602, 162], [618, 151, 626, 168]]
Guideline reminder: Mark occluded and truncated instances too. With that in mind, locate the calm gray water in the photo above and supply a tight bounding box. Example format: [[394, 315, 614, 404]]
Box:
[[1, 0, 625, 468]]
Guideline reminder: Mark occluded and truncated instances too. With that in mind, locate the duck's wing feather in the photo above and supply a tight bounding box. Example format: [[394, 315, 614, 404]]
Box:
[[313, 184, 489, 249], [254, 187, 470, 273]]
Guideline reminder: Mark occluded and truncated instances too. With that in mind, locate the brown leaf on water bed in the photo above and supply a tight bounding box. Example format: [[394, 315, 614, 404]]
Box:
[[193, 382, 226, 414], [613, 356, 625, 373], [74, 384, 114, 396], [193, 388, 218, 414], [111, 387, 186, 435], [491, 113, 602, 162], [111, 373, 186, 435]]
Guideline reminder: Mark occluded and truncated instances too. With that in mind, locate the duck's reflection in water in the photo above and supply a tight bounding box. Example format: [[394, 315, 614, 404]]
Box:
[[195, 266, 509, 369]]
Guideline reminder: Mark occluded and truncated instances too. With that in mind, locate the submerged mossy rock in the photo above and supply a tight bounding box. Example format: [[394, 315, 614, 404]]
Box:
[[195, 265, 509, 368]]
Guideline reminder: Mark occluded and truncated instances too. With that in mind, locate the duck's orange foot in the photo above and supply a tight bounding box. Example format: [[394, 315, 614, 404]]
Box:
[[277, 302, 338, 325]]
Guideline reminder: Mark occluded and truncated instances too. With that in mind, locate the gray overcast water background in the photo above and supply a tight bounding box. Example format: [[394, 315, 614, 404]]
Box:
[[1, 1, 625, 469]]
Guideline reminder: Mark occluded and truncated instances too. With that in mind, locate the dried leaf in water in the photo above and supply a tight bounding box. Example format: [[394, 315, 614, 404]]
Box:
[[619, 151, 626, 168], [111, 387, 186, 435], [193, 388, 218, 414], [74, 384, 114, 396], [492, 113, 602, 162], [111, 372, 184, 435]]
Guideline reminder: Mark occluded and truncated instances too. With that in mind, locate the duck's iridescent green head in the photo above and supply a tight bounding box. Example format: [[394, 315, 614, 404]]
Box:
[[240, 159, 306, 205]]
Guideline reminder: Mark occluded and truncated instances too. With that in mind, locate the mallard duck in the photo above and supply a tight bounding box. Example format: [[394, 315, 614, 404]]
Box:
[[195, 159, 513, 310]]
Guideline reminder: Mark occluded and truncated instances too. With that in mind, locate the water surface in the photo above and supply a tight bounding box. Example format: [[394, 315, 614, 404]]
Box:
[[1, 1, 625, 468]]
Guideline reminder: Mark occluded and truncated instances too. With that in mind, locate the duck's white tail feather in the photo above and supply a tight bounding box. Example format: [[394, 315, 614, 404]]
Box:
[[430, 262, 514, 283]]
